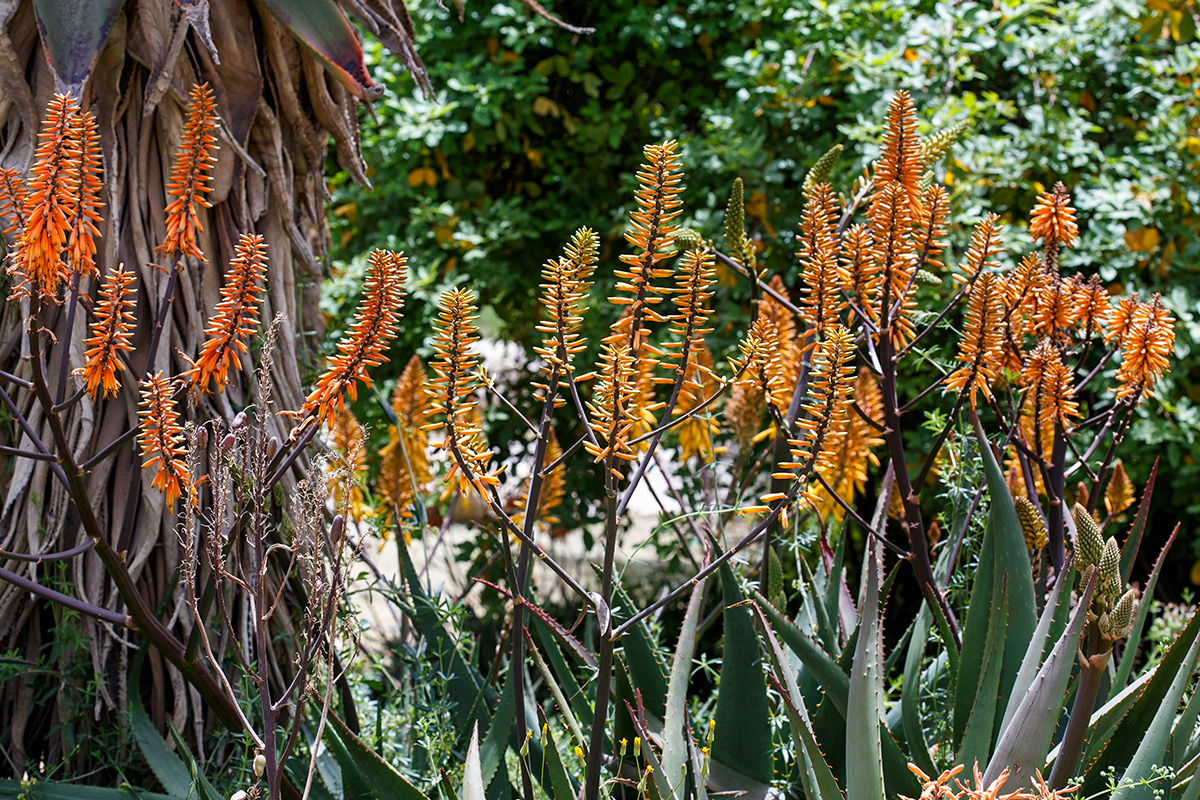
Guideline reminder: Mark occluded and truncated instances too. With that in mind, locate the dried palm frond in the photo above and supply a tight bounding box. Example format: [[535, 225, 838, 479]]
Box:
[[76, 264, 137, 399], [159, 83, 219, 265], [945, 272, 1004, 407], [188, 233, 269, 394], [137, 372, 188, 508], [303, 249, 406, 427]]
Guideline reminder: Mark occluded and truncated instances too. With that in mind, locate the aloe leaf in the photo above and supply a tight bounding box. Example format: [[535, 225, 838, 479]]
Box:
[[1119, 458, 1157, 584], [31, 0, 123, 96], [398, 537, 487, 730], [613, 582, 669, 719], [985, 574, 1095, 789], [955, 416, 1038, 742], [901, 605, 937, 777], [526, 629, 587, 750], [0, 781, 176, 800], [1171, 673, 1200, 772], [128, 658, 216, 800], [325, 712, 429, 800], [479, 666, 516, 793], [535, 708, 578, 800], [1082, 608, 1200, 796], [662, 576, 707, 800], [802, 553, 839, 655], [846, 540, 885, 800], [999, 568, 1072, 738], [1112, 629, 1200, 800], [958, 579, 1009, 771], [712, 563, 773, 784], [258, 0, 382, 100], [754, 589, 849, 713], [754, 604, 845, 800], [462, 724, 485, 800], [1112, 526, 1178, 697]]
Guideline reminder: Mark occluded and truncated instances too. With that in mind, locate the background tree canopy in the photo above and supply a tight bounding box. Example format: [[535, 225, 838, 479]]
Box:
[[329, 0, 1200, 580]]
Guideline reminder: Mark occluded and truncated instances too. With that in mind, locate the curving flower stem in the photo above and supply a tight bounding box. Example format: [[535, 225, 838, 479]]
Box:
[[584, 456, 620, 800]]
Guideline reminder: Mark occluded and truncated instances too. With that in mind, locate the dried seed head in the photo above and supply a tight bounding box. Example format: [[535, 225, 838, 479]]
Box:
[[253, 754, 266, 778], [195, 426, 208, 451], [1015, 496, 1048, 552], [231, 411, 247, 430], [220, 433, 236, 453], [1072, 503, 1103, 569], [266, 436, 279, 460], [330, 514, 345, 543]]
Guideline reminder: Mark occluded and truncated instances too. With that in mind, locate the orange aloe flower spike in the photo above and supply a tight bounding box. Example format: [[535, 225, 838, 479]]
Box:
[[1029, 181, 1078, 274], [606, 140, 683, 355], [944, 271, 1004, 408], [64, 106, 103, 279], [76, 264, 137, 399], [159, 83, 219, 265], [189, 233, 269, 394], [955, 213, 1004, 286], [16, 93, 81, 298], [1114, 297, 1174, 404], [0, 167, 27, 238], [303, 249, 407, 428], [796, 182, 844, 338], [137, 372, 188, 508], [875, 90, 924, 216]]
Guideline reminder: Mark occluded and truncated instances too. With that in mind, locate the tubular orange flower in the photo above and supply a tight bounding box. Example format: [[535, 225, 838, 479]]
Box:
[[840, 223, 876, 326], [955, 213, 1004, 286], [584, 342, 641, 474], [770, 325, 856, 505], [64, 107, 103, 278], [378, 356, 432, 523], [76, 264, 137, 398], [425, 287, 500, 495], [1105, 460, 1134, 517], [137, 372, 188, 508], [1031, 274, 1079, 343], [762, 276, 802, 389], [326, 409, 368, 522], [867, 182, 916, 345], [1114, 297, 1174, 403], [796, 182, 844, 337], [998, 254, 1044, 373], [15, 93, 80, 298], [1029, 181, 1078, 272], [1019, 339, 1078, 450], [512, 429, 565, 529], [811, 367, 884, 518], [534, 227, 599, 399], [159, 83, 219, 264], [303, 249, 406, 428], [1105, 293, 1140, 344], [726, 379, 765, 453], [607, 140, 683, 354], [875, 90, 924, 215], [662, 246, 717, 379], [1072, 274, 1110, 340], [0, 167, 27, 238], [944, 272, 1004, 408], [732, 314, 789, 413], [913, 184, 949, 276], [672, 340, 721, 462], [189, 233, 268, 394]]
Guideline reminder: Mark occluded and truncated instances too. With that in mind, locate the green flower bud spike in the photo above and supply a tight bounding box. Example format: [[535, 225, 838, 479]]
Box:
[[675, 228, 704, 252], [1099, 536, 1121, 602], [802, 143, 843, 197], [1110, 588, 1138, 635], [1016, 496, 1049, 551], [1072, 502, 1104, 569]]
